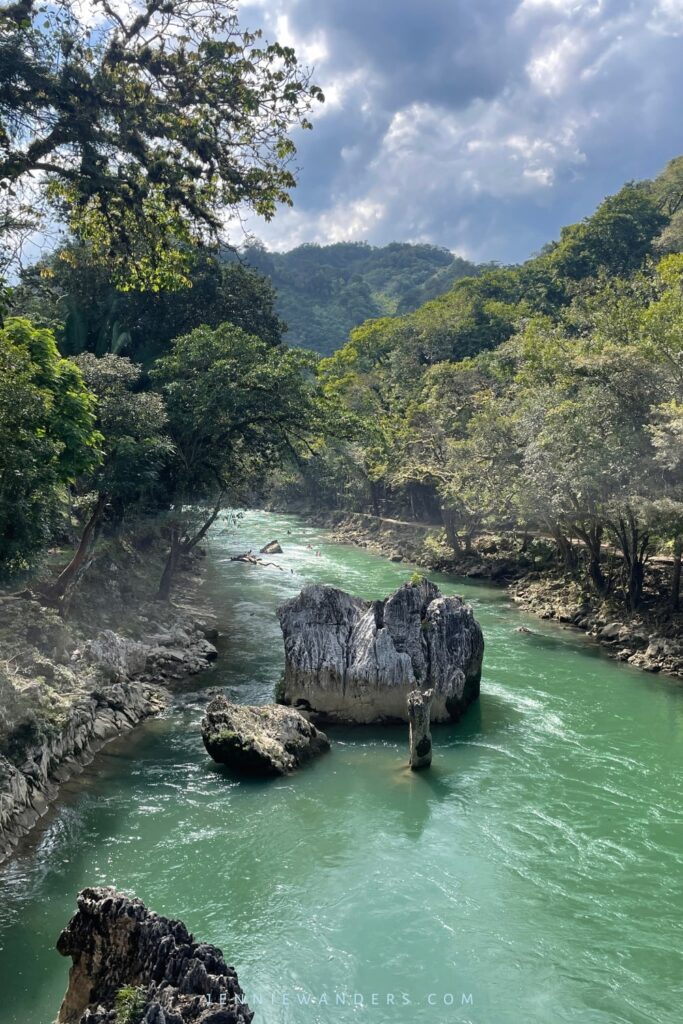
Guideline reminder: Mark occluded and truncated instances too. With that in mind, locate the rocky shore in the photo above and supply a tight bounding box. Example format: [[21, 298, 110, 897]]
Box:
[[0, 548, 220, 865], [511, 576, 683, 677], [57, 886, 252, 1023], [308, 510, 683, 681]]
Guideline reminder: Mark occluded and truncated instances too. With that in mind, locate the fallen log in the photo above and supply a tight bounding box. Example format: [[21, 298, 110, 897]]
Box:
[[230, 552, 285, 571]]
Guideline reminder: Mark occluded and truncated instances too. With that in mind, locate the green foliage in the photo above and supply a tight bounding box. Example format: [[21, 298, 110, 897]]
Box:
[[0, 318, 100, 576], [548, 184, 666, 282], [238, 241, 479, 354], [114, 985, 146, 1024], [73, 353, 173, 517], [151, 323, 333, 503], [305, 165, 683, 613], [0, 0, 323, 287], [12, 243, 286, 365]]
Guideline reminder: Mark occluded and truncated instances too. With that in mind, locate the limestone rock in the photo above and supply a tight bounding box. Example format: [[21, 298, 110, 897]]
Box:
[[0, 683, 164, 864], [56, 887, 252, 1023], [277, 579, 484, 724], [201, 695, 329, 776], [408, 688, 434, 770], [83, 630, 148, 682], [598, 621, 623, 642], [260, 539, 283, 554], [628, 635, 683, 673]]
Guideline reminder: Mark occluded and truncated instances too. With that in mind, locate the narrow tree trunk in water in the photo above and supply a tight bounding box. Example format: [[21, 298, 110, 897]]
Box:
[[671, 538, 682, 612], [41, 492, 108, 606]]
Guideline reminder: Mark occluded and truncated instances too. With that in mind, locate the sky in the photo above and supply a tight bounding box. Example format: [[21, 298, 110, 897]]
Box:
[[237, 0, 683, 264]]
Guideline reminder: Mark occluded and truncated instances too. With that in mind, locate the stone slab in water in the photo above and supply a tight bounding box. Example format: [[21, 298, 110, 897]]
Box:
[[408, 687, 434, 769], [277, 578, 484, 724]]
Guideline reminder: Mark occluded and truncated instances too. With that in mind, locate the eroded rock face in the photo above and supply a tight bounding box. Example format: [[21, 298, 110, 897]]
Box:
[[83, 631, 148, 682], [201, 696, 329, 776], [277, 579, 484, 724], [56, 887, 252, 1024], [408, 688, 434, 770]]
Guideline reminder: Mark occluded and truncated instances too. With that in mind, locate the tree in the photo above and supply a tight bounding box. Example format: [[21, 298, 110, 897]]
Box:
[[12, 242, 286, 362], [41, 353, 172, 604], [0, 0, 323, 287], [551, 185, 666, 282], [151, 323, 328, 597], [0, 317, 99, 577]]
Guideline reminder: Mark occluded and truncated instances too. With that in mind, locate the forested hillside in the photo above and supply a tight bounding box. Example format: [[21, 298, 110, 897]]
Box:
[[235, 242, 480, 354], [285, 158, 683, 617]]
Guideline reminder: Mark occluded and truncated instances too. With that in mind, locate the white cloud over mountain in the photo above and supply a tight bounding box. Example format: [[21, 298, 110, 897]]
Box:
[[237, 0, 683, 262]]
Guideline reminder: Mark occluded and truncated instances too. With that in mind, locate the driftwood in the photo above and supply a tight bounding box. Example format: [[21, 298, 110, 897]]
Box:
[[230, 552, 285, 571]]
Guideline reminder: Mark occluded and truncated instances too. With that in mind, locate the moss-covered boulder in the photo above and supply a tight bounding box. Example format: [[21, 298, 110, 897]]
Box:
[[201, 696, 329, 776]]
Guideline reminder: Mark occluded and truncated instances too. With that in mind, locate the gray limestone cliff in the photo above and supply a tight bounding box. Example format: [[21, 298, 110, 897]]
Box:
[[277, 579, 483, 724]]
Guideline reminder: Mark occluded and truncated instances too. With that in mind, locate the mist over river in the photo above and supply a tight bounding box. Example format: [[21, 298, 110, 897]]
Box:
[[0, 511, 681, 1024]]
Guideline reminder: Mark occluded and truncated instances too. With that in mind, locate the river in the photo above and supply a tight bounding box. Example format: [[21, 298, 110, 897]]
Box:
[[0, 510, 681, 1024]]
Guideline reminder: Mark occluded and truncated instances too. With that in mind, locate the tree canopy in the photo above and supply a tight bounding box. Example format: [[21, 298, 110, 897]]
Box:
[[0, 316, 99, 574], [0, 0, 323, 287]]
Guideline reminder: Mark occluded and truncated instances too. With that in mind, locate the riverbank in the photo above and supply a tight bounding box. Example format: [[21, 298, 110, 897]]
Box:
[[304, 509, 683, 681], [0, 537, 220, 864]]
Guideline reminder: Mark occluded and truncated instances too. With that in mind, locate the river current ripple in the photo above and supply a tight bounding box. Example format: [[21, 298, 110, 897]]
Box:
[[0, 510, 681, 1024]]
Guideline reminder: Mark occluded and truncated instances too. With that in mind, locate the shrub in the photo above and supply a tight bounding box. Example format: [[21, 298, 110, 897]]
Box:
[[114, 986, 146, 1024]]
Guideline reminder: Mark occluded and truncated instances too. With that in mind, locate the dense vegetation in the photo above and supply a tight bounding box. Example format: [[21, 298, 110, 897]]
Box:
[[236, 242, 480, 354], [291, 160, 683, 616], [0, 0, 323, 289], [2, 0, 683, 629], [0, 0, 343, 602]]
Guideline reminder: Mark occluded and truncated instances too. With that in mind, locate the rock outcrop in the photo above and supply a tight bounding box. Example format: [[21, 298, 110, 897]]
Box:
[[277, 579, 484, 724], [0, 595, 218, 866], [0, 682, 164, 864], [259, 539, 283, 555], [407, 688, 434, 769], [56, 887, 252, 1024], [201, 695, 329, 776]]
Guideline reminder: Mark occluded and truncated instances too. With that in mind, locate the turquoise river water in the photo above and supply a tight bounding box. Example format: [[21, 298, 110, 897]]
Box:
[[0, 511, 682, 1024]]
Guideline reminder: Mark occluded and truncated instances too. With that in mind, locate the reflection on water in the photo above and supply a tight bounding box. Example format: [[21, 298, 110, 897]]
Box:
[[0, 510, 682, 1024]]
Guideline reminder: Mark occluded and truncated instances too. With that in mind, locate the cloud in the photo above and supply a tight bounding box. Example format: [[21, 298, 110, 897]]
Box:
[[237, 0, 683, 262]]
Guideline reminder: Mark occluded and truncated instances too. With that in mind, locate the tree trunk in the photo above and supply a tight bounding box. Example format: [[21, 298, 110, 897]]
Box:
[[370, 480, 381, 518], [575, 523, 607, 595], [610, 513, 649, 612], [551, 526, 577, 574], [41, 492, 108, 606], [441, 508, 462, 555], [157, 528, 182, 602], [157, 497, 224, 601], [671, 537, 682, 612]]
